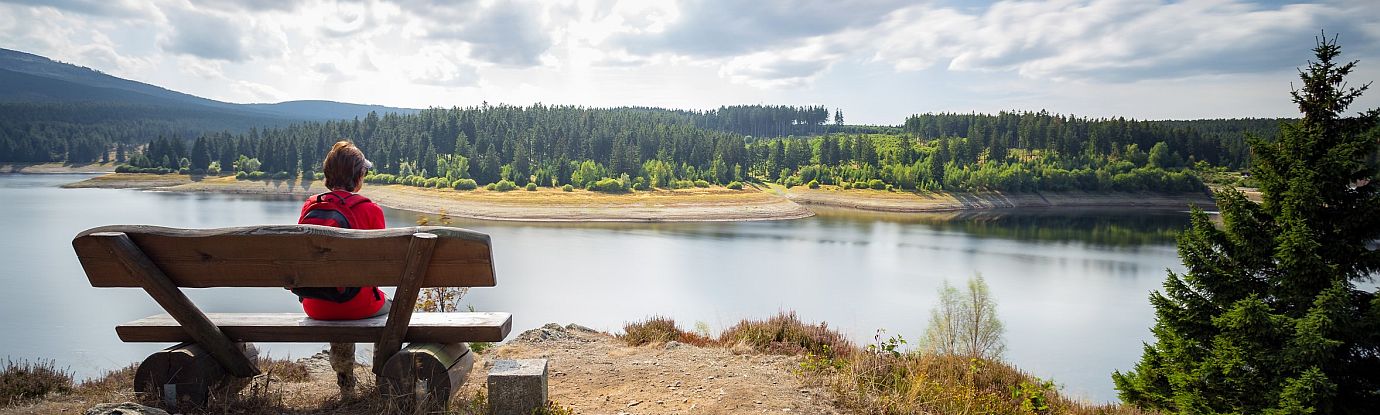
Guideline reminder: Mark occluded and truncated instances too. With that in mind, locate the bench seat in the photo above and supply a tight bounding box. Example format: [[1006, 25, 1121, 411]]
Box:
[[117, 312, 511, 343]]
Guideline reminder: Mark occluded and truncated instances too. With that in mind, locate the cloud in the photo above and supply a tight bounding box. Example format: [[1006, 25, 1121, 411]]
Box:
[[157, 3, 286, 63], [413, 0, 553, 67], [401, 46, 480, 87], [159, 5, 250, 61], [613, 0, 913, 58], [719, 53, 834, 89], [0, 0, 149, 17], [867, 0, 1375, 82]]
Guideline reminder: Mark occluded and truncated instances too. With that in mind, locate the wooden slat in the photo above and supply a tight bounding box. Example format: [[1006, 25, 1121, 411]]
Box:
[[91, 232, 260, 377], [72, 225, 495, 288], [374, 233, 437, 373], [116, 312, 512, 343]]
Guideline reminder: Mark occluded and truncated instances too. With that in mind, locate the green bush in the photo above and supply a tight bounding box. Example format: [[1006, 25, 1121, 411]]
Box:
[[453, 178, 478, 190], [590, 177, 627, 193], [841, 182, 851, 189], [493, 179, 518, 191], [670, 180, 695, 189], [525, 182, 538, 191], [854, 181, 869, 189], [807, 179, 820, 189], [235, 171, 248, 180], [312, 172, 324, 180], [562, 184, 574, 192], [632, 177, 650, 191], [485, 183, 497, 190], [693, 179, 711, 188], [868, 179, 886, 190], [247, 171, 267, 180], [726, 181, 743, 190]]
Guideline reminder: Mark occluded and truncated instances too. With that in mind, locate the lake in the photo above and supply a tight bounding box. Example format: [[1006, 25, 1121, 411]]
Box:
[[0, 173, 1192, 403]]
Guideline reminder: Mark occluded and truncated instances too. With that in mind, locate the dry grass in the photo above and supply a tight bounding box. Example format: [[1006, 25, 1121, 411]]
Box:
[[259, 359, 310, 383], [674, 311, 1148, 415], [825, 352, 1147, 415], [719, 311, 854, 359], [0, 358, 73, 406], [619, 316, 717, 347]]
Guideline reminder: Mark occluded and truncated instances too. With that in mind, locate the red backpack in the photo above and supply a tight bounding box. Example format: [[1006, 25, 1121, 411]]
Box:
[[299, 191, 370, 229], [293, 191, 376, 303]]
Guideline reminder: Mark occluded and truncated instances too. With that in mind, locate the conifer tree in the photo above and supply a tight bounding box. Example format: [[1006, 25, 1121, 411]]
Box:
[[1113, 34, 1380, 414]]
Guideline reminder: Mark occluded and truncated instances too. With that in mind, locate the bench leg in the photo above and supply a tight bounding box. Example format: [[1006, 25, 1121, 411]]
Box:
[[328, 342, 357, 396], [134, 342, 258, 410], [377, 342, 473, 412]]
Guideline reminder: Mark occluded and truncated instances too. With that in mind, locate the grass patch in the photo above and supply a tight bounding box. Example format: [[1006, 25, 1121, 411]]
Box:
[[708, 312, 1140, 415], [719, 311, 854, 359], [620, 316, 716, 347], [1, 358, 73, 405], [260, 357, 310, 383]]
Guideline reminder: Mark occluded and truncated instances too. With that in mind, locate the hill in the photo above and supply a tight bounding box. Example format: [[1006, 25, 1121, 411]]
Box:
[[0, 48, 420, 162]]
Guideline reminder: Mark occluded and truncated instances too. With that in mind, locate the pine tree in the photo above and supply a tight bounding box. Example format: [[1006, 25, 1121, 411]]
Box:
[[190, 136, 211, 171], [1113, 34, 1380, 414]]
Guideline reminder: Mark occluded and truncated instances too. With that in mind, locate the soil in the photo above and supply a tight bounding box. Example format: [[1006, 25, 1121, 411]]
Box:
[[463, 324, 843, 415]]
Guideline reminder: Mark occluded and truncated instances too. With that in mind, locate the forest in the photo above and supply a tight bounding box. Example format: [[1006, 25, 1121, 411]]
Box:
[[4, 103, 1284, 193]]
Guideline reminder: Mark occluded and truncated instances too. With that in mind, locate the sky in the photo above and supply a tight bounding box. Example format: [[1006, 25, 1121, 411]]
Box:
[[2, 0, 1379, 125]]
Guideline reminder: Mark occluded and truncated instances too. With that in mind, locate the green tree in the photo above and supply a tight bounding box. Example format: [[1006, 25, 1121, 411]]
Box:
[[1147, 141, 1172, 168], [1113, 35, 1380, 414]]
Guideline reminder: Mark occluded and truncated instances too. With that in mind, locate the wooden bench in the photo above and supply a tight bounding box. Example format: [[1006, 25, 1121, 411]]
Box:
[[71, 224, 512, 409]]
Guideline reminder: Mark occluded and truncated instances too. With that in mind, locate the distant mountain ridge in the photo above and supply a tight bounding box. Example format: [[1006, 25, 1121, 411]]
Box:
[[0, 48, 420, 121]]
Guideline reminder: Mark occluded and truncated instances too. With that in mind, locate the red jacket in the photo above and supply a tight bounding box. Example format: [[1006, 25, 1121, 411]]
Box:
[[298, 190, 389, 320]]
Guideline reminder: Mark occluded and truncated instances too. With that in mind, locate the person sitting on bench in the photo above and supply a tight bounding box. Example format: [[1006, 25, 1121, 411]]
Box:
[[293, 140, 391, 394]]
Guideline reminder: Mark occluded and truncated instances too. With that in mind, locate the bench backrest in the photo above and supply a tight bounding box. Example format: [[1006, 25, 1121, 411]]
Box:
[[73, 225, 495, 288]]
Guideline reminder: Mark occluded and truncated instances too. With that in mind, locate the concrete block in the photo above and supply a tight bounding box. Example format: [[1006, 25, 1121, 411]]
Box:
[[487, 359, 548, 415]]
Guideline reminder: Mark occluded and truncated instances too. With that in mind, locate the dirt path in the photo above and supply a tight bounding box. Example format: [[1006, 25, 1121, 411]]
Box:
[[463, 324, 843, 415]]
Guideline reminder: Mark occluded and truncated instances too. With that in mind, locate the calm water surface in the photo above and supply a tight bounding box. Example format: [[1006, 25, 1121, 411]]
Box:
[[0, 174, 1192, 403]]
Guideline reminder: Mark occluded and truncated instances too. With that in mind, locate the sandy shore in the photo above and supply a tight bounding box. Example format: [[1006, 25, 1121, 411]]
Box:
[[783, 185, 1217, 213], [60, 173, 1221, 221], [1, 162, 118, 174], [66, 174, 816, 222]]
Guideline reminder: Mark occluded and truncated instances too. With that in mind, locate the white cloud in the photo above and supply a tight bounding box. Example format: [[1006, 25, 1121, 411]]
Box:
[[400, 46, 480, 87], [866, 0, 1360, 81], [2, 0, 1377, 124], [156, 2, 287, 63]]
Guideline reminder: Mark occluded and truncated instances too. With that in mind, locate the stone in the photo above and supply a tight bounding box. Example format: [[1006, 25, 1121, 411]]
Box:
[[487, 359, 548, 415], [85, 402, 170, 415], [564, 323, 597, 333]]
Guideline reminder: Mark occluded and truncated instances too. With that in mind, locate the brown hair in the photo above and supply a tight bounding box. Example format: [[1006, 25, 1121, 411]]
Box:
[[323, 141, 368, 191]]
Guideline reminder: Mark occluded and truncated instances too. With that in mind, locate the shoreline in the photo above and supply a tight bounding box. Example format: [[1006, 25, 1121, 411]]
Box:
[[63, 173, 817, 222], [782, 185, 1218, 213], [58, 172, 1220, 221], [2, 162, 117, 174]]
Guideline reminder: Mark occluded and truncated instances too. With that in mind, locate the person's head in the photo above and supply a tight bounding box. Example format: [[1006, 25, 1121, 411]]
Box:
[[322, 140, 371, 192]]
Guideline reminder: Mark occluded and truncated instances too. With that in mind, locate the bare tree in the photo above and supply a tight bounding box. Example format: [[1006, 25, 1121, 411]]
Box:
[[923, 280, 962, 355], [922, 274, 1005, 360]]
